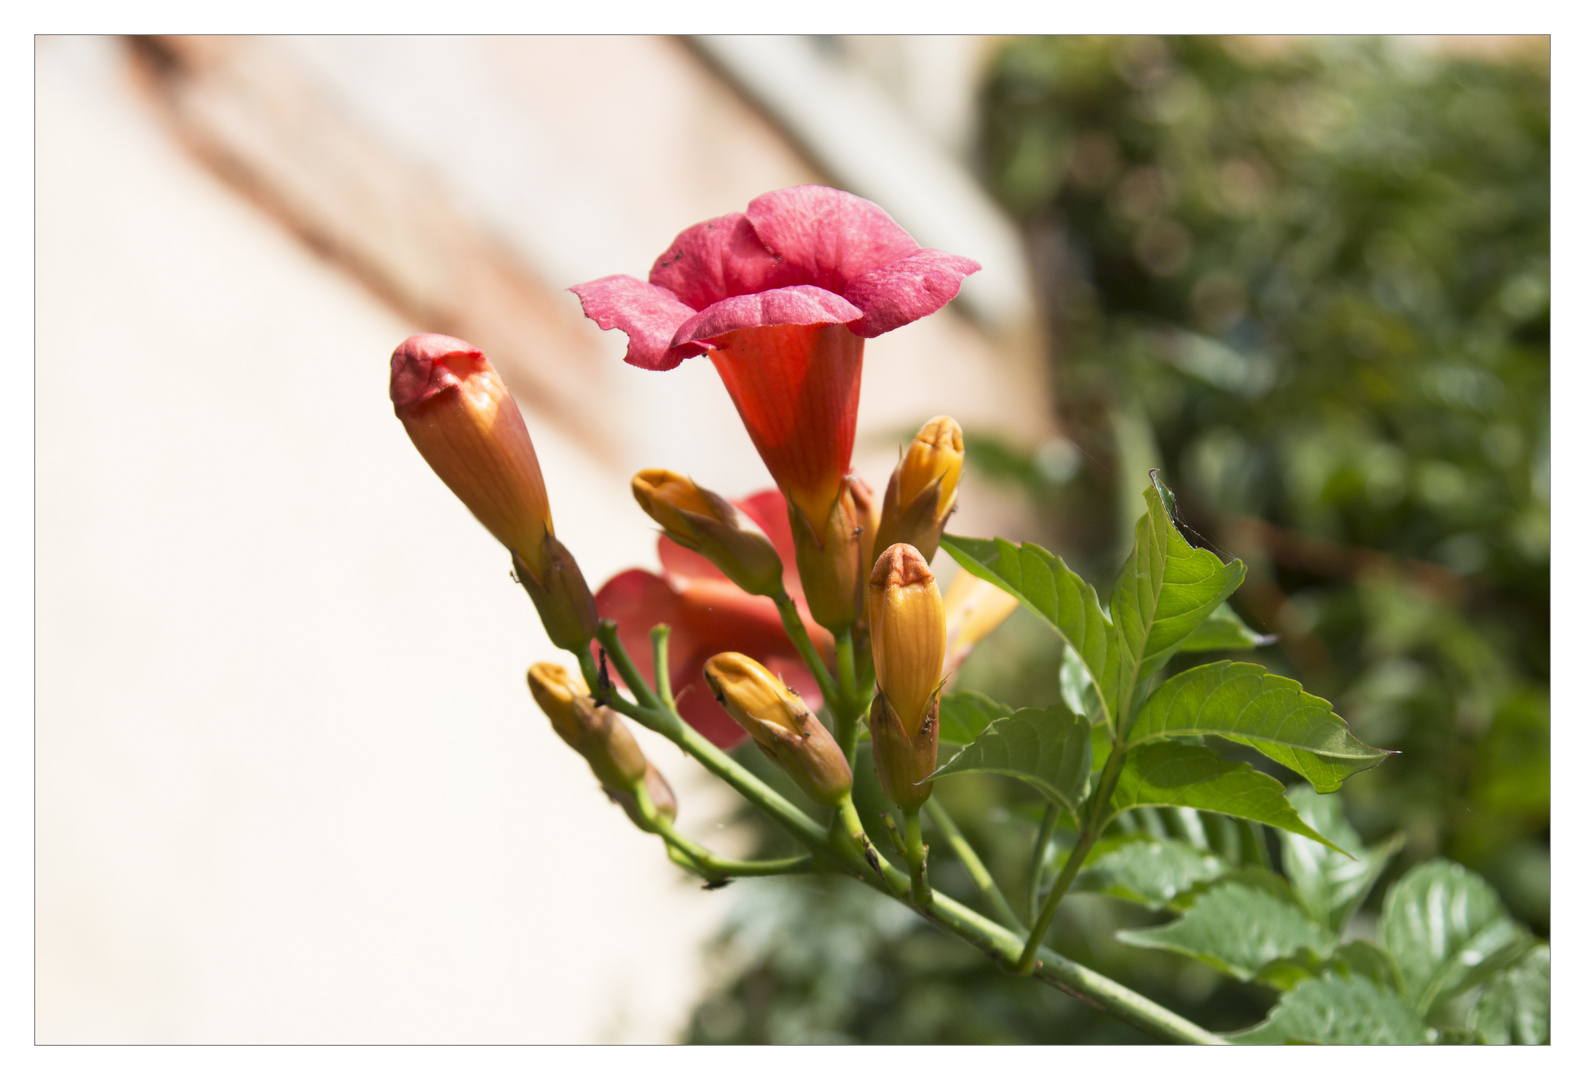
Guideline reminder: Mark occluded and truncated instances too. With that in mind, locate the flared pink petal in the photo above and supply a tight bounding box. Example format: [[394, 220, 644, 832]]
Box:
[[736, 491, 800, 595], [569, 275, 702, 371], [746, 186, 921, 295], [842, 249, 983, 338], [647, 213, 790, 311], [656, 533, 730, 588], [595, 569, 692, 687], [670, 285, 863, 348]]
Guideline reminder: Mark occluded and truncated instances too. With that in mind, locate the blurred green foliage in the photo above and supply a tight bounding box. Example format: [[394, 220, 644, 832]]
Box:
[[686, 36, 1548, 1043]]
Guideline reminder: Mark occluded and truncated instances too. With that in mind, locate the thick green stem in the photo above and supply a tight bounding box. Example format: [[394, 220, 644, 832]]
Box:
[[773, 591, 841, 708], [832, 628, 863, 759], [650, 625, 677, 713], [902, 808, 931, 907], [580, 624, 1221, 1044], [1026, 803, 1061, 923], [1017, 740, 1129, 974], [926, 802, 1024, 933]]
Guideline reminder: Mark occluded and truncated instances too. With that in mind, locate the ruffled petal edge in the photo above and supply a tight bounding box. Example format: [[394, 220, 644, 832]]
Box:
[[569, 275, 702, 371], [842, 249, 982, 338], [670, 285, 864, 348]]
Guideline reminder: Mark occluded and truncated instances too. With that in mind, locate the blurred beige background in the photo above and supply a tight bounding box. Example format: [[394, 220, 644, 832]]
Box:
[[35, 35, 1051, 1043]]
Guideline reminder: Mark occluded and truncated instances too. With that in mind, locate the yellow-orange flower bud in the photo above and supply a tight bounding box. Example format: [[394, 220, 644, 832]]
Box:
[[631, 470, 784, 596], [869, 690, 938, 811], [527, 663, 677, 830], [789, 476, 867, 632], [875, 416, 964, 563], [702, 652, 852, 807], [868, 544, 947, 740]]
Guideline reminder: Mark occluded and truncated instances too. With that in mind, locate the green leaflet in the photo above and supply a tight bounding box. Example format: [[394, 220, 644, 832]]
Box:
[[1281, 785, 1402, 932], [1472, 945, 1549, 1045], [1106, 742, 1342, 852], [937, 690, 1012, 745], [1231, 973, 1429, 1045], [931, 705, 1092, 817], [1177, 602, 1276, 652], [1128, 661, 1388, 793], [1075, 836, 1227, 911], [941, 535, 1118, 729], [1116, 882, 1332, 984], [1059, 645, 1103, 720], [1109, 478, 1245, 729], [1381, 858, 1534, 1015]]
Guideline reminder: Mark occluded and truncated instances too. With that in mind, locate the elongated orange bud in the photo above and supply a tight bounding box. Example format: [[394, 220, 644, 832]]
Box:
[[631, 470, 784, 596], [875, 416, 964, 563], [868, 544, 947, 740], [394, 334, 596, 648], [789, 476, 867, 632], [528, 663, 675, 829], [392, 334, 553, 574], [869, 690, 938, 811], [703, 652, 852, 807]]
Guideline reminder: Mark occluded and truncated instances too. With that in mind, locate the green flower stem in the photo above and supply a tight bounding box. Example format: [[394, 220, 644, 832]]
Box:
[[580, 624, 1222, 1045], [1017, 739, 1130, 975], [650, 625, 677, 713], [836, 796, 904, 896], [630, 779, 815, 882], [772, 591, 841, 708], [902, 808, 932, 907], [926, 801, 1024, 933], [833, 628, 863, 759], [1026, 803, 1061, 923]]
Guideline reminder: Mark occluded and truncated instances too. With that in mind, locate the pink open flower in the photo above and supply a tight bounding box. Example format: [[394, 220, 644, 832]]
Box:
[[595, 491, 834, 749], [571, 186, 980, 528]]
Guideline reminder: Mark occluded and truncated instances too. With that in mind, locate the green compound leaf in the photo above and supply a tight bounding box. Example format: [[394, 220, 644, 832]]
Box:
[[1231, 973, 1430, 1045], [1075, 836, 1228, 911], [1107, 742, 1343, 852], [1110, 476, 1245, 726], [1382, 859, 1534, 1015], [1281, 785, 1403, 933], [1178, 602, 1276, 652], [1116, 882, 1332, 984], [1128, 661, 1388, 794], [937, 690, 1012, 745], [942, 535, 1118, 730], [1472, 945, 1549, 1045], [1324, 939, 1407, 995], [931, 705, 1092, 816]]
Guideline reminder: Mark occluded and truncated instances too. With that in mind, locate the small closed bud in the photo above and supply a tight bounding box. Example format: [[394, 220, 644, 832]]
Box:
[[631, 470, 784, 596], [528, 662, 646, 790], [875, 416, 964, 563], [703, 652, 853, 807], [529, 663, 678, 832], [789, 477, 867, 632], [868, 544, 947, 741], [391, 334, 554, 576], [869, 690, 938, 811]]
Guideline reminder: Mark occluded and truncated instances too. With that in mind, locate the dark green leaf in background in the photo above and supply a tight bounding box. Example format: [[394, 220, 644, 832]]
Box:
[[1472, 945, 1549, 1045], [1128, 661, 1388, 793], [942, 535, 1119, 729], [1177, 603, 1276, 653], [1116, 882, 1331, 984], [1107, 742, 1341, 850], [1076, 836, 1227, 910], [1382, 858, 1534, 1015], [1232, 973, 1429, 1045], [1109, 480, 1245, 726], [1281, 785, 1403, 932], [937, 690, 1013, 745], [932, 705, 1092, 816]]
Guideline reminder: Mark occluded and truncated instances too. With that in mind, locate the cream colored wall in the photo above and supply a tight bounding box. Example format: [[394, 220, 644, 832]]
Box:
[[35, 34, 1045, 1043]]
